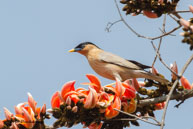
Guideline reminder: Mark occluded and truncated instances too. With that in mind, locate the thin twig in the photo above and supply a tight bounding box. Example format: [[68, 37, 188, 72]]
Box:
[[106, 20, 122, 32], [113, 0, 181, 40], [112, 118, 138, 121], [168, 14, 179, 23], [114, 0, 141, 37], [173, 10, 191, 13], [160, 54, 193, 129], [142, 116, 161, 124], [113, 108, 161, 126], [171, 11, 182, 19], [152, 15, 166, 66], [151, 41, 180, 78]]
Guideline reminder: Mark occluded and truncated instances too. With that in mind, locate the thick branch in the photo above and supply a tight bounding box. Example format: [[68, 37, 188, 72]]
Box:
[[138, 88, 193, 107]]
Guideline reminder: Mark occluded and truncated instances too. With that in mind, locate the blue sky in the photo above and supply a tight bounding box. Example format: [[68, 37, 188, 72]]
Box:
[[0, 0, 193, 129]]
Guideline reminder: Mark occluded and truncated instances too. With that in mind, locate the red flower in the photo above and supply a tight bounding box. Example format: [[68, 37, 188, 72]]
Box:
[[0, 119, 4, 128], [88, 122, 103, 129], [155, 102, 165, 110], [181, 76, 192, 90], [143, 11, 158, 18], [105, 96, 121, 119], [51, 91, 62, 108]]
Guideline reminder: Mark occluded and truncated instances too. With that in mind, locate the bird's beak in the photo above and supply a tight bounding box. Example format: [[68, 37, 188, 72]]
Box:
[[68, 49, 75, 52]]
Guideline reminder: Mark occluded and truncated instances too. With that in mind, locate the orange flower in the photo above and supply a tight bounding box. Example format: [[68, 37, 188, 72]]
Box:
[[98, 92, 115, 110], [151, 66, 159, 75], [122, 82, 136, 99], [122, 98, 137, 113], [131, 78, 140, 91], [62, 91, 80, 104], [21, 107, 35, 128], [170, 62, 178, 80], [61, 80, 76, 98], [180, 76, 192, 90], [4, 107, 14, 120], [88, 122, 103, 129], [84, 87, 98, 109], [155, 102, 165, 110], [51, 91, 62, 108], [115, 78, 125, 98], [143, 10, 158, 18], [105, 96, 121, 119], [14, 104, 35, 128], [86, 74, 102, 93], [40, 104, 46, 115], [0, 119, 4, 128], [27, 92, 37, 114]]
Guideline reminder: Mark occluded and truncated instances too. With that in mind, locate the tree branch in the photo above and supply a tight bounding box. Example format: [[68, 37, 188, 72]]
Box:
[[113, 108, 161, 126], [113, 0, 181, 40], [138, 88, 193, 107], [160, 53, 193, 129], [152, 15, 166, 66], [151, 41, 180, 78]]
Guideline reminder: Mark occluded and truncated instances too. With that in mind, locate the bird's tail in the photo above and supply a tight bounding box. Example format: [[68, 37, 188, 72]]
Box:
[[140, 71, 169, 84]]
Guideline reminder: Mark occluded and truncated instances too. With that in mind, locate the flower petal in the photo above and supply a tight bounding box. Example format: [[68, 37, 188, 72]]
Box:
[[143, 10, 158, 18], [151, 66, 158, 75], [88, 122, 103, 129], [155, 102, 165, 110], [51, 91, 62, 108], [122, 82, 136, 99], [105, 96, 121, 119], [4, 107, 13, 120], [40, 104, 46, 115], [170, 61, 178, 80], [123, 98, 137, 113], [84, 87, 98, 109], [27, 92, 37, 113], [181, 76, 192, 90], [61, 80, 76, 98], [22, 107, 35, 128], [62, 91, 79, 104], [189, 5, 193, 13], [132, 78, 140, 91], [86, 74, 102, 92], [0, 119, 4, 128], [14, 106, 23, 115], [115, 78, 125, 98], [10, 122, 19, 129], [180, 19, 190, 29]]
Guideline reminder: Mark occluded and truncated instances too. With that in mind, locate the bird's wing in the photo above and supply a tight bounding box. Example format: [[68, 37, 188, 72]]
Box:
[[127, 60, 151, 69], [99, 51, 145, 70]]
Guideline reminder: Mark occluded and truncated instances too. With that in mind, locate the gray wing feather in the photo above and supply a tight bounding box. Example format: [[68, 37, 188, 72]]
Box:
[[99, 51, 142, 70]]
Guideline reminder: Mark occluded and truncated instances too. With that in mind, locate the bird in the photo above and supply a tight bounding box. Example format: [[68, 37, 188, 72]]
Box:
[[68, 42, 169, 83]]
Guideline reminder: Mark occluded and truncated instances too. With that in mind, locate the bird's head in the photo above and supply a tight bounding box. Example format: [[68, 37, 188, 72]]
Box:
[[68, 42, 100, 56]]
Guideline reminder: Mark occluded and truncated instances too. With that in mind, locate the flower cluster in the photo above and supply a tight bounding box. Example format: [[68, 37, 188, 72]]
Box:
[[50, 74, 137, 128], [0, 93, 49, 129], [180, 5, 193, 50], [49, 64, 193, 129], [120, 0, 179, 18]]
